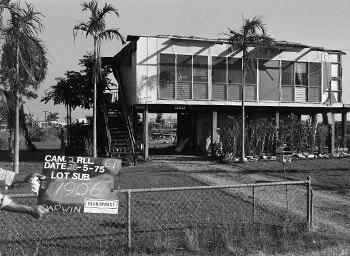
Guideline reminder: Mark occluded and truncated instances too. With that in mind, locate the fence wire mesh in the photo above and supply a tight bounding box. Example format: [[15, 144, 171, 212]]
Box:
[[0, 181, 310, 255]]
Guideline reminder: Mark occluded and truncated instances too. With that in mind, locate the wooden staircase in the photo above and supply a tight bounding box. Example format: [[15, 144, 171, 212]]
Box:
[[107, 103, 136, 165]]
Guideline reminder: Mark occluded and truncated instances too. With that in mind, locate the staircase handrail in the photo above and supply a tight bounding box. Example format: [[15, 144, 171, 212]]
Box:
[[114, 69, 136, 161]]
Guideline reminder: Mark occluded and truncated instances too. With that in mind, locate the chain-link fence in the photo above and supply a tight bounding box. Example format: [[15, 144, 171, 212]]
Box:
[[0, 180, 312, 255]]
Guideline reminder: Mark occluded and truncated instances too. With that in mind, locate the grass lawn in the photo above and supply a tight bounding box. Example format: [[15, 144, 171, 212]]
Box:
[[1, 148, 350, 255], [233, 158, 350, 191]]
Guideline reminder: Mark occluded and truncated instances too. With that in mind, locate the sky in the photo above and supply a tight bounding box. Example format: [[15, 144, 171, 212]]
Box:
[[18, 0, 350, 122]]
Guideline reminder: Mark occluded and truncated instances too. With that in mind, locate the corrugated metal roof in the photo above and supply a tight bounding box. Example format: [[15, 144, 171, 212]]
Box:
[[126, 34, 345, 54]]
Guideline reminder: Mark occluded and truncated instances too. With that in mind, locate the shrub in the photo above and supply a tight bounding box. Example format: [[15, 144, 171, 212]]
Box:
[[219, 113, 328, 159]]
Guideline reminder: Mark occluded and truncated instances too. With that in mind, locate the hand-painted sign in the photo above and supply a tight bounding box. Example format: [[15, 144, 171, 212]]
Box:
[[38, 155, 121, 214]]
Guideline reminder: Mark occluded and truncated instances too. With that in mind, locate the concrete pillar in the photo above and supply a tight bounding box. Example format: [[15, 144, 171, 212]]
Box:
[[275, 112, 280, 141], [210, 111, 218, 155], [329, 113, 335, 154], [212, 111, 218, 143], [342, 112, 347, 149], [142, 109, 149, 160]]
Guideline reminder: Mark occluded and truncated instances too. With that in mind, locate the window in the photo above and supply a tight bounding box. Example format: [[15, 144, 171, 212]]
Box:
[[211, 57, 243, 101], [331, 63, 340, 77], [281, 61, 323, 102], [331, 80, 340, 91], [158, 53, 209, 100], [227, 58, 243, 100], [193, 56, 208, 82], [295, 62, 308, 85], [294, 62, 307, 102], [282, 61, 294, 85], [281, 61, 294, 102], [329, 61, 341, 103], [246, 59, 257, 85], [193, 56, 208, 99], [212, 57, 227, 100], [177, 55, 192, 82], [228, 58, 242, 84], [159, 54, 175, 81], [212, 57, 226, 83], [176, 55, 192, 99], [259, 59, 279, 101], [159, 54, 175, 99], [308, 62, 321, 102], [329, 53, 340, 63], [309, 63, 321, 87]]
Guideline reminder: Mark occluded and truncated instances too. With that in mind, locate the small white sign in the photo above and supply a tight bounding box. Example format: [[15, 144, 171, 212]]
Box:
[[84, 198, 119, 214]]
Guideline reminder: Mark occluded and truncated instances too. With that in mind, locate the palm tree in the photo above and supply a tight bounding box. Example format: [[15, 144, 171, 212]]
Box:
[[0, 89, 37, 152], [73, 0, 124, 157], [227, 16, 275, 162], [42, 71, 84, 147], [0, 1, 47, 173]]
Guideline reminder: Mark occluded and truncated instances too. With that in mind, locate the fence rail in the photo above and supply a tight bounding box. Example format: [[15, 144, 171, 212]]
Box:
[[1, 179, 313, 255]]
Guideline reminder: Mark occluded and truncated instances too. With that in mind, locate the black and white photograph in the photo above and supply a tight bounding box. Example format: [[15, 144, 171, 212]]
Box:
[[0, 0, 349, 255]]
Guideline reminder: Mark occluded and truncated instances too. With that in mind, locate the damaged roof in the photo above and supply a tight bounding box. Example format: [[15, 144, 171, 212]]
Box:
[[126, 34, 345, 55]]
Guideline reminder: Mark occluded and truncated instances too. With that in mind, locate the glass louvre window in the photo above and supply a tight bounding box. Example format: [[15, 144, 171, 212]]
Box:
[[331, 80, 340, 91], [177, 55, 192, 82], [212, 57, 226, 100], [295, 62, 308, 85], [193, 55, 208, 99], [329, 54, 340, 63], [228, 58, 242, 84], [282, 61, 294, 85], [331, 64, 340, 78], [159, 54, 175, 99], [176, 55, 192, 99], [212, 57, 226, 83], [193, 56, 208, 82], [333, 92, 340, 102], [330, 61, 341, 103]]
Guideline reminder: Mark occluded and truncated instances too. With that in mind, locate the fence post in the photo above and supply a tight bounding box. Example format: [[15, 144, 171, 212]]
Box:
[[306, 176, 312, 230], [252, 186, 255, 223], [127, 190, 132, 249]]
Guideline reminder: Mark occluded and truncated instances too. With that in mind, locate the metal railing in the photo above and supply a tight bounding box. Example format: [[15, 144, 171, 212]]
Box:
[[0, 179, 312, 255]]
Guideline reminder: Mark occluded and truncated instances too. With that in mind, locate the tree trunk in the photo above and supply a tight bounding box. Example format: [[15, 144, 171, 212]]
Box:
[[8, 128, 13, 161], [65, 104, 69, 148], [92, 40, 98, 157], [69, 104, 72, 147], [20, 104, 37, 151], [241, 51, 246, 162], [13, 41, 20, 174]]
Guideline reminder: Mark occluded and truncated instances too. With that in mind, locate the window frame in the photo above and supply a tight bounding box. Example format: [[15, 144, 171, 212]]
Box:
[[328, 57, 342, 103], [158, 53, 209, 100]]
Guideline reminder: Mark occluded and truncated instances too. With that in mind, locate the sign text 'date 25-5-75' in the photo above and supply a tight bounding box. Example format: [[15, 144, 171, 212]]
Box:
[[38, 155, 121, 214]]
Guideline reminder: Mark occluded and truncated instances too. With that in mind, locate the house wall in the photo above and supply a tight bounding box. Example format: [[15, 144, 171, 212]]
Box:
[[118, 50, 137, 105], [129, 36, 342, 108]]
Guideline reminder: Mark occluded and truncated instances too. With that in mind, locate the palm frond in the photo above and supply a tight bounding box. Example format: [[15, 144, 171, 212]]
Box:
[[242, 16, 266, 36], [98, 3, 119, 20], [73, 22, 90, 39], [82, 0, 98, 14], [97, 29, 125, 43]]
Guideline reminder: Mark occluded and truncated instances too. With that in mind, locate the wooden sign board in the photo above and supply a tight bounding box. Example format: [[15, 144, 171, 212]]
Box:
[[38, 155, 121, 214]]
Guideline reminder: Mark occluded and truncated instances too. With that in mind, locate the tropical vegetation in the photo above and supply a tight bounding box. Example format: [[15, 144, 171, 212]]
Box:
[[42, 54, 116, 156], [73, 0, 124, 157], [0, 0, 48, 172], [227, 16, 275, 162]]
